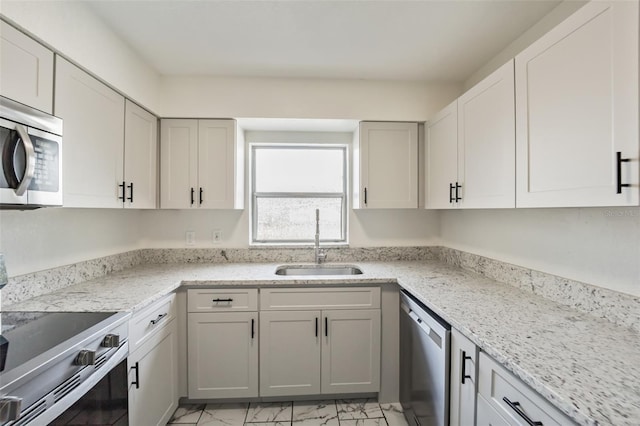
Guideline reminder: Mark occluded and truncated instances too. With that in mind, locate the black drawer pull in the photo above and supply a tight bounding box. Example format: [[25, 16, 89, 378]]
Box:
[[503, 397, 543, 426], [616, 151, 631, 194], [461, 350, 472, 384], [212, 298, 233, 303], [150, 313, 167, 325]]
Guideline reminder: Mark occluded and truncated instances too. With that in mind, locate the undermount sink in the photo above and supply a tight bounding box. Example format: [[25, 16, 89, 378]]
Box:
[[275, 264, 363, 276]]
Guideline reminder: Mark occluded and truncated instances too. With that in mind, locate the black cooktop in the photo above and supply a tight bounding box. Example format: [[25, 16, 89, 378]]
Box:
[[0, 311, 116, 375]]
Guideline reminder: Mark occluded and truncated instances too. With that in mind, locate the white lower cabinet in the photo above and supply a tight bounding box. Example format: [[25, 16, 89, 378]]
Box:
[[476, 394, 510, 426], [478, 352, 575, 425], [128, 295, 178, 426], [188, 311, 259, 398], [449, 328, 478, 426]]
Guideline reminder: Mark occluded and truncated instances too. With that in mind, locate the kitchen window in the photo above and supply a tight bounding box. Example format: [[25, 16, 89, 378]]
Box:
[[251, 144, 348, 244]]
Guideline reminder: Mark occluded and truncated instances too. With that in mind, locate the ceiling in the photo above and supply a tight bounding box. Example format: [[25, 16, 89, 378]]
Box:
[[88, 0, 561, 82]]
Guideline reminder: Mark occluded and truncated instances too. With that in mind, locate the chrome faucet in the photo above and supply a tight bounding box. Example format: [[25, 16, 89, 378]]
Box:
[[314, 209, 327, 264]]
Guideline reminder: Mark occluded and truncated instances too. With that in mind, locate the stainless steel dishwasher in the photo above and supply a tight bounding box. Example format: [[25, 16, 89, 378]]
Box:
[[400, 289, 451, 426]]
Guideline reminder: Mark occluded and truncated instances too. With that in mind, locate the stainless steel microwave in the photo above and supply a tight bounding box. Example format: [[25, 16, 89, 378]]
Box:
[[0, 96, 63, 209]]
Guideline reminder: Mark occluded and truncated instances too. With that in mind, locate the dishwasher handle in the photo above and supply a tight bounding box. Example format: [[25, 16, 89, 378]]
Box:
[[401, 302, 441, 347]]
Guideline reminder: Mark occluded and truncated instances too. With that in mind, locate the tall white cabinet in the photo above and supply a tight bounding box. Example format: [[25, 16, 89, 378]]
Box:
[[160, 119, 243, 209], [426, 61, 515, 209], [0, 21, 54, 113], [354, 122, 418, 209], [55, 57, 125, 208], [515, 0, 639, 207]]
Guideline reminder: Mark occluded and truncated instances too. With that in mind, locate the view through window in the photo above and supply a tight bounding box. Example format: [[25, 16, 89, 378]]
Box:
[[251, 145, 347, 244]]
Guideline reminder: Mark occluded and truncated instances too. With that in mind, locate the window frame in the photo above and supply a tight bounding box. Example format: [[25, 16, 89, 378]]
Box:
[[250, 143, 349, 245]]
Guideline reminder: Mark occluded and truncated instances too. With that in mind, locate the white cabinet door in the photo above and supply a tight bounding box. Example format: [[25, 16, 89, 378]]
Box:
[[160, 119, 198, 209], [449, 329, 477, 426], [188, 312, 258, 399], [458, 60, 515, 209], [0, 21, 53, 113], [197, 119, 237, 208], [321, 309, 380, 394], [516, 1, 639, 207], [260, 310, 321, 397], [124, 100, 157, 209], [129, 318, 178, 426], [55, 57, 125, 208], [358, 122, 418, 208], [426, 102, 458, 209]]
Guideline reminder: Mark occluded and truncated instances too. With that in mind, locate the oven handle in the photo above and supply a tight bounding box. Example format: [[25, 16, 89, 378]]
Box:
[[7, 124, 36, 196]]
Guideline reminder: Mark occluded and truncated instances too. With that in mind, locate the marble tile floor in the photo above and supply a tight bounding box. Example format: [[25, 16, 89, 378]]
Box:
[[167, 399, 409, 426]]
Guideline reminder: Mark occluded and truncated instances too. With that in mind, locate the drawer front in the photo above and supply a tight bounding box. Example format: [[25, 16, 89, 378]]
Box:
[[478, 352, 575, 426], [260, 287, 380, 310], [476, 394, 510, 426], [129, 293, 176, 353], [188, 288, 258, 312]]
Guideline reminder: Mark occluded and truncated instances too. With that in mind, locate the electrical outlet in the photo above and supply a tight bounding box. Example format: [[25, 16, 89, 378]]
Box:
[[186, 231, 195, 246], [213, 229, 222, 244]]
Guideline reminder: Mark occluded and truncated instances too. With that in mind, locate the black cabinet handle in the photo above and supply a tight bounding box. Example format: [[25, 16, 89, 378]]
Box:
[[251, 318, 255, 339], [503, 397, 543, 426], [131, 362, 140, 389], [461, 351, 472, 384], [199, 187, 203, 205], [616, 151, 631, 194], [325, 317, 328, 337], [190, 187, 195, 205], [127, 182, 134, 202], [455, 182, 462, 202], [212, 298, 233, 303], [364, 187, 368, 205], [315, 317, 318, 337], [118, 181, 126, 201], [150, 313, 167, 325], [449, 183, 454, 203]]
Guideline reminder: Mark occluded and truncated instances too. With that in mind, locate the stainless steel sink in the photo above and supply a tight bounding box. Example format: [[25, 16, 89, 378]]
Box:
[[275, 264, 363, 276]]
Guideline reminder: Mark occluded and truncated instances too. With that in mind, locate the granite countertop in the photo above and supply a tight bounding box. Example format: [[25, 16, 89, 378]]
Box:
[[4, 260, 639, 426]]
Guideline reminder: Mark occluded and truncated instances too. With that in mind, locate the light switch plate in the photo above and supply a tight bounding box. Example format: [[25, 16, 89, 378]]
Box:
[[213, 229, 222, 244]]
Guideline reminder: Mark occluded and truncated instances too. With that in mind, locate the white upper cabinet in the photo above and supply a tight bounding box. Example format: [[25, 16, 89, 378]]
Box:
[[0, 21, 53, 113], [124, 100, 158, 209], [55, 57, 125, 208], [515, 0, 639, 207], [426, 101, 458, 209], [160, 118, 243, 209], [355, 121, 418, 209], [458, 60, 515, 209], [426, 61, 515, 209]]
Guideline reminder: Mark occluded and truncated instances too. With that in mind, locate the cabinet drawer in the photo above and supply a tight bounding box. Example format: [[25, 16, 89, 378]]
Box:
[[260, 287, 380, 310], [476, 394, 510, 426], [478, 352, 575, 426], [129, 293, 176, 353], [188, 288, 258, 312]]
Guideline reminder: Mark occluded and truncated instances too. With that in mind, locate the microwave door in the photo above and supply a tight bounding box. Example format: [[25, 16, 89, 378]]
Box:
[[0, 118, 33, 205]]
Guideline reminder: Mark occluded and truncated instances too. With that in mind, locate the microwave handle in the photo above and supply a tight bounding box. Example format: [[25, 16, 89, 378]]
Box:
[[13, 124, 36, 196]]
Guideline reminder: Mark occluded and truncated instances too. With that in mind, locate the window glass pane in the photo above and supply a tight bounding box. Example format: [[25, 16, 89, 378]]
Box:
[[255, 147, 344, 192], [255, 197, 343, 241]]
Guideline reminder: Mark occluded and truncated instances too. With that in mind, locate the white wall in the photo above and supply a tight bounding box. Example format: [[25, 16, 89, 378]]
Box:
[[439, 208, 640, 296], [0, 209, 143, 277], [161, 75, 460, 121], [0, 0, 162, 112]]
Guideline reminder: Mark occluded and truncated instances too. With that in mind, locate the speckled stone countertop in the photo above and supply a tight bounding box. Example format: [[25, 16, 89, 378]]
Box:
[[4, 260, 639, 426]]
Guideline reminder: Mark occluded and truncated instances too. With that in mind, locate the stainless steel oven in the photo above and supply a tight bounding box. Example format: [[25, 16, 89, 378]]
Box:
[[0, 311, 130, 425], [0, 96, 63, 209]]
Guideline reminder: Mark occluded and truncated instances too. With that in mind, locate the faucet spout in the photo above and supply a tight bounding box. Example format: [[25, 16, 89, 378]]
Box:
[[314, 209, 327, 264]]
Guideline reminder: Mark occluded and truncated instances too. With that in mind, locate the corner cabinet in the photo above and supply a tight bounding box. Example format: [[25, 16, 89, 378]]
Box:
[[187, 289, 259, 399], [354, 122, 418, 208], [0, 21, 54, 113], [260, 287, 381, 397], [515, 0, 639, 207], [160, 119, 243, 209], [426, 60, 515, 209], [55, 58, 158, 208], [128, 294, 178, 426]]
